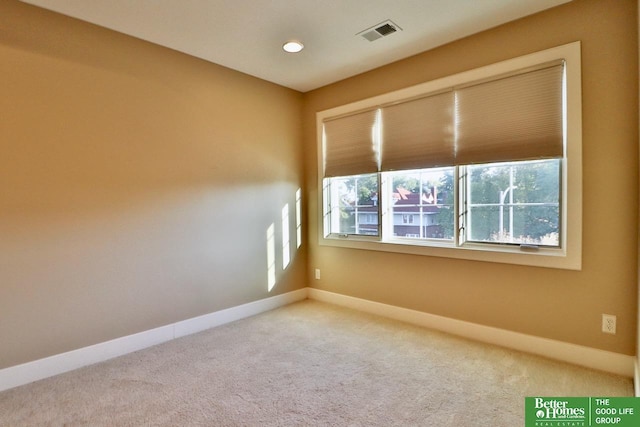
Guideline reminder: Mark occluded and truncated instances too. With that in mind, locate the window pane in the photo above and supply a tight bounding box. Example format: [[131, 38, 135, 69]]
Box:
[[466, 159, 560, 246], [326, 173, 379, 236], [388, 167, 454, 240]]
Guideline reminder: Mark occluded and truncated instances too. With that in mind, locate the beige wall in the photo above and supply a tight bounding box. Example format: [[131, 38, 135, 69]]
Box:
[[304, 0, 639, 355], [1, 0, 638, 371], [0, 1, 305, 369]]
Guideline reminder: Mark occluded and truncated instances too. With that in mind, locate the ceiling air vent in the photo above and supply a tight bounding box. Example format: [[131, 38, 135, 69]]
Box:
[[358, 20, 402, 42]]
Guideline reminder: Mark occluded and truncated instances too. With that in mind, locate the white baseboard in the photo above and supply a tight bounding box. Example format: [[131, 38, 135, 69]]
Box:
[[1, 287, 633, 394], [308, 288, 635, 378], [0, 288, 308, 393]]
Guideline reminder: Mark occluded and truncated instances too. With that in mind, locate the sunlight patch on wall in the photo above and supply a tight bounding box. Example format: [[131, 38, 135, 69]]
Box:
[[265, 189, 302, 292], [266, 223, 276, 291], [282, 204, 290, 269], [296, 188, 302, 249]]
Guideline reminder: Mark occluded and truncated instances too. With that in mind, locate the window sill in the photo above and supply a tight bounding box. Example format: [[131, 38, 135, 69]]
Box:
[[319, 235, 581, 270]]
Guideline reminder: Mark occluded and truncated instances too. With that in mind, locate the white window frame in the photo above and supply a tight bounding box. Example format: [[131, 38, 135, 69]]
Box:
[[316, 42, 582, 270]]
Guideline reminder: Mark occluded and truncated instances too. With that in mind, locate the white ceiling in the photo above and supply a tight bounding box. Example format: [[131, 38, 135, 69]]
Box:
[[22, 0, 572, 92]]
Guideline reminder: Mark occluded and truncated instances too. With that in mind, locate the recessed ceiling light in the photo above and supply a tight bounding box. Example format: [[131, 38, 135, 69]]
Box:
[[283, 41, 304, 53]]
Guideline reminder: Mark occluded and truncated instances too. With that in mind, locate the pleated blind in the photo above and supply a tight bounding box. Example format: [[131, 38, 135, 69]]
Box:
[[322, 61, 564, 177], [455, 62, 564, 164], [381, 91, 454, 171], [323, 109, 379, 177]]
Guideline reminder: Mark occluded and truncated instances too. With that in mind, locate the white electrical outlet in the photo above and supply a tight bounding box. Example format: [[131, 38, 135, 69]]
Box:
[[315, 269, 321, 280], [602, 314, 616, 334]]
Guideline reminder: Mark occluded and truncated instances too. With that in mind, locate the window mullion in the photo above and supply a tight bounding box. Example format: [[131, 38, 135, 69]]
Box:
[[380, 172, 391, 241], [419, 175, 424, 239], [456, 166, 467, 247], [354, 177, 359, 235]]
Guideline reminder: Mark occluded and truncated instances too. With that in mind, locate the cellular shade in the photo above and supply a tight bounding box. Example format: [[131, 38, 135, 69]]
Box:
[[381, 91, 454, 171], [455, 62, 564, 165], [323, 109, 378, 177]]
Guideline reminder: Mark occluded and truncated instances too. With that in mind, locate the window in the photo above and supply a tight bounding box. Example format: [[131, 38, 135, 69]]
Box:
[[324, 173, 379, 236], [317, 42, 582, 270], [390, 167, 454, 240], [465, 160, 560, 246]]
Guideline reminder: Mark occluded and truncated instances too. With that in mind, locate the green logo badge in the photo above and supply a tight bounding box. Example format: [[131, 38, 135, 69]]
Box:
[[526, 397, 640, 427]]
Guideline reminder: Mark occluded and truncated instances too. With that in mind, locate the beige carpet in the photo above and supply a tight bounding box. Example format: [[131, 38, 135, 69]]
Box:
[[0, 300, 633, 426]]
